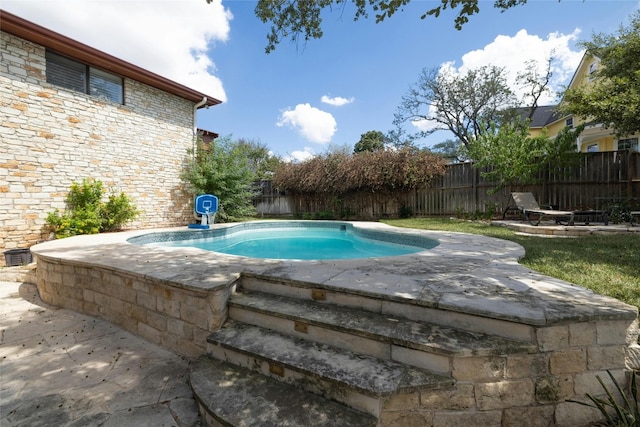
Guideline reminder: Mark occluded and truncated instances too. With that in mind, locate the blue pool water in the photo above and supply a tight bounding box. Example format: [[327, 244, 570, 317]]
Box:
[[139, 223, 437, 260]]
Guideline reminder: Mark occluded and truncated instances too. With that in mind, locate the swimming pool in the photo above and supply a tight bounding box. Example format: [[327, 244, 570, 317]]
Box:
[[130, 221, 438, 260]]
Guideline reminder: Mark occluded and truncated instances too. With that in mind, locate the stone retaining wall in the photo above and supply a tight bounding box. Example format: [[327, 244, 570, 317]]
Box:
[[381, 346, 627, 426], [35, 256, 231, 358], [380, 321, 636, 425], [1, 30, 197, 263]]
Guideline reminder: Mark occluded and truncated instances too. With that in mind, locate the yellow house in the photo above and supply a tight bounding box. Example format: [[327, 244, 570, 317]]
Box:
[[528, 54, 639, 153]]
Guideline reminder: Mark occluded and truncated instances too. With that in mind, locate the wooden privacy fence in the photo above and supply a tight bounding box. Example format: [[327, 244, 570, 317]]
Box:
[[254, 151, 640, 219]]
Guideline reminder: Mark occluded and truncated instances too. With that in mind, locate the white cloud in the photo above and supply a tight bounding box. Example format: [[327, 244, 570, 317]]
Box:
[[412, 29, 584, 133], [448, 29, 583, 105], [321, 95, 354, 106], [411, 117, 438, 133], [284, 147, 316, 163], [277, 104, 337, 144], [3, 0, 232, 102]]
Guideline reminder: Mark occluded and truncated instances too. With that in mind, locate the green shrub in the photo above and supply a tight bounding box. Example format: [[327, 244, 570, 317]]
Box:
[[46, 179, 139, 238], [398, 204, 413, 219], [313, 210, 335, 220], [102, 193, 141, 232], [66, 179, 102, 209]]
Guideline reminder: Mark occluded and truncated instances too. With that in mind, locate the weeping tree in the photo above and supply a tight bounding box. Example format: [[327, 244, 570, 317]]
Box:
[[273, 147, 447, 217], [275, 148, 446, 194]]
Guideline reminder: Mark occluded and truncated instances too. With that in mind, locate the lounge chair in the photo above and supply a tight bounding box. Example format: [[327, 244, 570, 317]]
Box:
[[505, 192, 578, 226]]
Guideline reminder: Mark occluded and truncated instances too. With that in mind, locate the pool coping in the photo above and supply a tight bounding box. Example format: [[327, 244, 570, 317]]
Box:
[[30, 220, 637, 327]]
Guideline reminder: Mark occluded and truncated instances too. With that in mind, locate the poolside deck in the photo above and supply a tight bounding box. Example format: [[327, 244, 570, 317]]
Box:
[[31, 221, 634, 326]]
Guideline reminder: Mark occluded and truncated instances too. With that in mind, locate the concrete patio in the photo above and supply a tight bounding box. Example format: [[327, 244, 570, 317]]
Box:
[[0, 270, 201, 427]]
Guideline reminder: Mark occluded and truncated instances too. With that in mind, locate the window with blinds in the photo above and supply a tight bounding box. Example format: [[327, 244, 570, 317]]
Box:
[[45, 50, 123, 104]]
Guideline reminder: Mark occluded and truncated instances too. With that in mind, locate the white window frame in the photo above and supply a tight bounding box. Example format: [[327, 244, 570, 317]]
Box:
[[565, 117, 574, 128], [588, 60, 599, 81], [618, 137, 639, 152]]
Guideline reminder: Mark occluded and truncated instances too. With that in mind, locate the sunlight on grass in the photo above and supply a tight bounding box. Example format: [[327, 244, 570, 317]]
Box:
[[383, 218, 640, 310]]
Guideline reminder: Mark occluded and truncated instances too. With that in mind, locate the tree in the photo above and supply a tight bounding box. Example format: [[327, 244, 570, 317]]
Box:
[[466, 120, 584, 193], [394, 65, 516, 149], [385, 126, 420, 149], [467, 121, 543, 193], [430, 139, 467, 163], [236, 138, 282, 179], [517, 57, 554, 119], [181, 136, 258, 221], [561, 11, 640, 137], [252, 0, 532, 53], [353, 130, 387, 153]]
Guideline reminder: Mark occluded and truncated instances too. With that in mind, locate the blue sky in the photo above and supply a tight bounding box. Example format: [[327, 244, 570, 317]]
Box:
[[4, 0, 639, 160]]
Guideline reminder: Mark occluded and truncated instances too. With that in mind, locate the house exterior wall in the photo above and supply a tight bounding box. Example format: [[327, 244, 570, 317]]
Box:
[[545, 120, 566, 138], [1, 31, 197, 264], [579, 133, 640, 153], [579, 131, 616, 153], [561, 55, 639, 153], [527, 127, 545, 138]]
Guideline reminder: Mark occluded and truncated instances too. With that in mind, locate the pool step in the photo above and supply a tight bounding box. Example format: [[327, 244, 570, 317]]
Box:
[[238, 272, 536, 342], [190, 356, 377, 427], [191, 275, 542, 426], [229, 289, 536, 375], [204, 320, 454, 417]]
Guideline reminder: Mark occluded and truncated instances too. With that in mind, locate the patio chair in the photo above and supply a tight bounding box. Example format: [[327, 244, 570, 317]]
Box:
[[505, 192, 577, 226]]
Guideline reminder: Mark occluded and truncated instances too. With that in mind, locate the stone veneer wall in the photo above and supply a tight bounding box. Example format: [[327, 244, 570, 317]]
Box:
[[1, 31, 198, 263], [36, 256, 230, 358], [380, 320, 637, 425]]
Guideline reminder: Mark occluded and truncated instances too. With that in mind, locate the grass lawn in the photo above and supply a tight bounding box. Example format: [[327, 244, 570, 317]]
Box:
[[383, 218, 640, 311]]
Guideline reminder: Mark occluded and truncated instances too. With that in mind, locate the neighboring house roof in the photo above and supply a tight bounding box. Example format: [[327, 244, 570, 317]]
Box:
[[198, 129, 220, 142], [517, 105, 564, 128], [529, 105, 564, 128], [0, 10, 222, 108]]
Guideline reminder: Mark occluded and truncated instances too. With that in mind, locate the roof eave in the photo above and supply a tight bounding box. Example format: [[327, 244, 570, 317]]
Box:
[[0, 9, 221, 108]]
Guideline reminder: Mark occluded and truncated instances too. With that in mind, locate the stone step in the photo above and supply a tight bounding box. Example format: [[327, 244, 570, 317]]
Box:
[[190, 356, 377, 427], [229, 289, 536, 374], [206, 320, 454, 417], [238, 273, 535, 342]]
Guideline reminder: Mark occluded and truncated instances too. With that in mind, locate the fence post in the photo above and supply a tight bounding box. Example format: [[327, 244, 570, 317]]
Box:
[[628, 151, 634, 197], [471, 162, 480, 212]]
